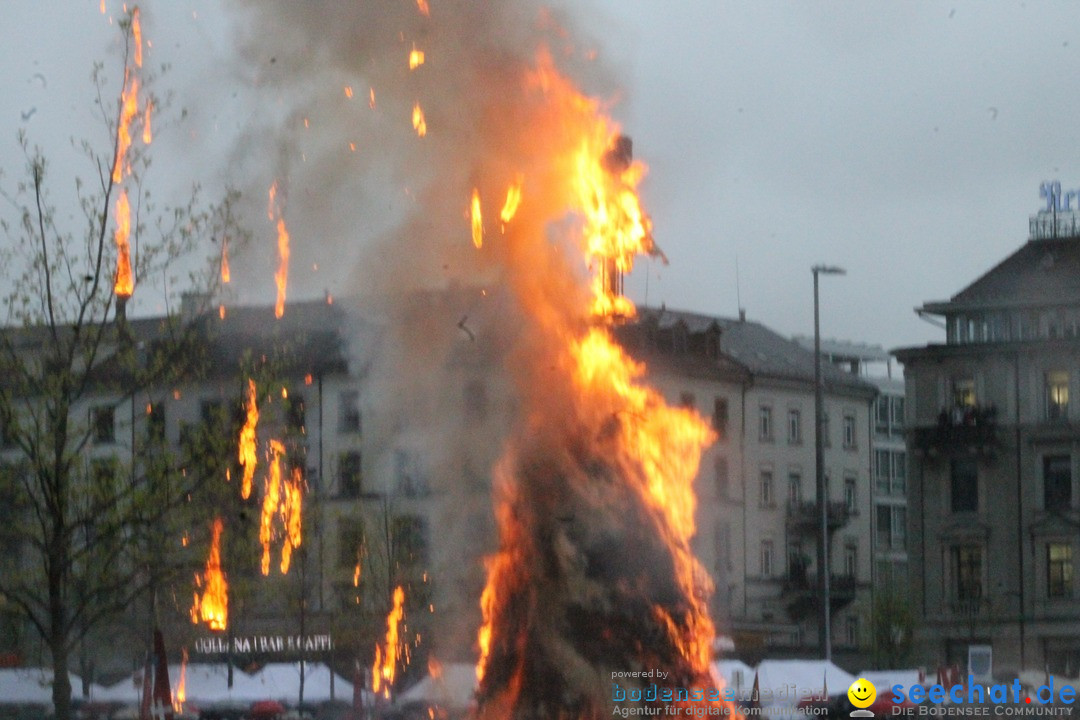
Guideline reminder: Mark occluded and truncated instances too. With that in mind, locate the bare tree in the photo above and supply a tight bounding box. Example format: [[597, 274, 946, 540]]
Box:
[[0, 12, 244, 719]]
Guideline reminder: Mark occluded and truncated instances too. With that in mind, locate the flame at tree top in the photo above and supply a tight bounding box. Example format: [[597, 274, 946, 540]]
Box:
[[268, 182, 291, 318], [113, 189, 134, 298]]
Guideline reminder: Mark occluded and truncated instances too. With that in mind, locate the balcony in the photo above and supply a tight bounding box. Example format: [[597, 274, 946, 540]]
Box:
[[910, 405, 999, 457], [783, 568, 858, 621], [786, 500, 851, 534]]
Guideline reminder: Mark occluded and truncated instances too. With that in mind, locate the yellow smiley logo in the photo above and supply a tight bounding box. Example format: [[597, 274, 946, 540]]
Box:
[[847, 678, 877, 709]]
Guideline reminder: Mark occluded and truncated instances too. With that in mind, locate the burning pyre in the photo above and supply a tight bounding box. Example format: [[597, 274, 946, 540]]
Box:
[[230, 1, 725, 717]]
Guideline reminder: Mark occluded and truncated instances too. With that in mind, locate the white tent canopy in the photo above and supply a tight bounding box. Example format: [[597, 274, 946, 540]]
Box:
[[96, 662, 365, 707], [394, 662, 477, 711], [0, 668, 103, 706]]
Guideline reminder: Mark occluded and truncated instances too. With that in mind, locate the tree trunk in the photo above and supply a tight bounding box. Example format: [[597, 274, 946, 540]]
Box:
[[50, 613, 71, 720]]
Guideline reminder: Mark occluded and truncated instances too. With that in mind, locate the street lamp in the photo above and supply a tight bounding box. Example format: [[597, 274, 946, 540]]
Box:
[[813, 264, 845, 662]]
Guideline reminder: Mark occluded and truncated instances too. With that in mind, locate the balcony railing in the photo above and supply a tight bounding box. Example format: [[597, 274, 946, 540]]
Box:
[[786, 500, 851, 533], [910, 405, 999, 456]]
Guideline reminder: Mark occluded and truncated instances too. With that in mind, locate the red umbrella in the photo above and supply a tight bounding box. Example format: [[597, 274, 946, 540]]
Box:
[[250, 699, 286, 718]]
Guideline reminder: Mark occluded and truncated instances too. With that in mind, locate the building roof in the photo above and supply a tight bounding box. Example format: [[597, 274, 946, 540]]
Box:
[[922, 236, 1080, 313], [623, 308, 877, 396]]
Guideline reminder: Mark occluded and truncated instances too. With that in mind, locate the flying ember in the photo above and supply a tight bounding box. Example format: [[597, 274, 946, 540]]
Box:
[[470, 188, 484, 248], [412, 103, 426, 137]]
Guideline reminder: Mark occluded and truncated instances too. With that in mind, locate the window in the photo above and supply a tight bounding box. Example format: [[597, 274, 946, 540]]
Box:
[[761, 470, 774, 506], [338, 390, 361, 433], [338, 451, 362, 497], [713, 397, 728, 437], [845, 616, 859, 647], [788, 409, 801, 445], [875, 450, 890, 493], [146, 402, 166, 442], [788, 472, 802, 507], [338, 522, 365, 569], [892, 452, 907, 494], [891, 397, 905, 433], [953, 378, 976, 409], [1048, 543, 1073, 599], [759, 406, 773, 441], [392, 515, 429, 568], [844, 477, 857, 513], [1044, 455, 1072, 509], [394, 450, 428, 497], [286, 394, 305, 432], [842, 414, 857, 449], [844, 544, 857, 578], [950, 457, 978, 512], [875, 397, 889, 434], [788, 542, 807, 579], [91, 406, 115, 444], [680, 392, 696, 410], [714, 456, 729, 499], [761, 540, 774, 577], [876, 505, 906, 550], [954, 546, 982, 601], [1047, 371, 1070, 421]]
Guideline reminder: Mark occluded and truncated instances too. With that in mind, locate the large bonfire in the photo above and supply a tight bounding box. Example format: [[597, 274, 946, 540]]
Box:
[[231, 0, 725, 716]]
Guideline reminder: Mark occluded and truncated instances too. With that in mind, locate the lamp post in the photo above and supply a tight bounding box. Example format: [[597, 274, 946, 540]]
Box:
[[813, 264, 845, 661]]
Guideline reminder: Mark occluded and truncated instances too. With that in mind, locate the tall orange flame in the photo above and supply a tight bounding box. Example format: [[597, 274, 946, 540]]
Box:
[[412, 103, 427, 137], [470, 188, 483, 248], [173, 648, 187, 714], [472, 48, 718, 716], [239, 378, 258, 499], [191, 517, 228, 631], [113, 189, 134, 297], [373, 586, 406, 697], [279, 466, 303, 574]]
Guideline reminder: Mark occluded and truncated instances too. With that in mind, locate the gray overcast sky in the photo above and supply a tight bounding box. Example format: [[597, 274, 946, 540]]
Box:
[[3, 1, 1077, 357]]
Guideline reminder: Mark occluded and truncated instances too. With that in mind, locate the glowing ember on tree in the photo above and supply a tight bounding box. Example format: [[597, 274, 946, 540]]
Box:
[[412, 103, 426, 137], [113, 189, 134, 298], [142, 98, 152, 144], [111, 69, 139, 183], [470, 188, 483, 248], [239, 378, 258, 500], [131, 6, 143, 68], [221, 237, 231, 283], [191, 517, 228, 631], [267, 183, 291, 318], [260, 440, 285, 576], [279, 466, 303, 574], [352, 558, 361, 587], [372, 586, 406, 698]]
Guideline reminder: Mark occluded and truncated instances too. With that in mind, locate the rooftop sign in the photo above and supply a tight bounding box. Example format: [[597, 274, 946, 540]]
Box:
[[1031, 181, 1080, 239]]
